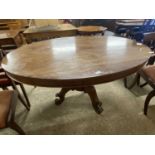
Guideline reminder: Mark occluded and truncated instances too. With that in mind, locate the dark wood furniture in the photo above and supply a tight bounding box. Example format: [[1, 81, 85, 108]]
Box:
[[1, 36, 151, 114], [77, 26, 107, 35], [0, 90, 25, 134], [139, 65, 155, 115], [0, 30, 23, 50], [23, 23, 77, 44]]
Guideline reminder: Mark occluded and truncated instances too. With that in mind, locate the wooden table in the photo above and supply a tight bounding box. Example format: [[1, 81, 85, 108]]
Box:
[[77, 26, 107, 35], [0, 30, 22, 48], [23, 23, 77, 43], [1, 36, 151, 114]]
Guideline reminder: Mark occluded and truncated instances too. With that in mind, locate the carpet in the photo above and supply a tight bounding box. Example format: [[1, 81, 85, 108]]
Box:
[[1, 77, 155, 135]]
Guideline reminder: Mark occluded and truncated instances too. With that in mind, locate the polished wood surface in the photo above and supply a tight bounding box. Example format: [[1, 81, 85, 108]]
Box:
[[78, 26, 107, 35], [2, 36, 151, 87], [23, 24, 77, 43]]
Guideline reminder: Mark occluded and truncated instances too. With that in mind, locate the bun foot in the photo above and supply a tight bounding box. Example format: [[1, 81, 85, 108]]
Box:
[[94, 104, 103, 114]]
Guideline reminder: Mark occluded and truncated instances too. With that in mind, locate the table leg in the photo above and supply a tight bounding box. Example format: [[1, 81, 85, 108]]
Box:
[[55, 86, 103, 114], [84, 86, 103, 114], [55, 88, 70, 105]]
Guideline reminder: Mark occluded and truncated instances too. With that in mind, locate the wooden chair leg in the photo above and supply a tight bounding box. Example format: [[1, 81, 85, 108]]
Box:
[[124, 73, 139, 89], [11, 81, 30, 111], [144, 90, 155, 115], [9, 121, 25, 135], [19, 84, 31, 108], [140, 82, 148, 88], [136, 73, 141, 86]]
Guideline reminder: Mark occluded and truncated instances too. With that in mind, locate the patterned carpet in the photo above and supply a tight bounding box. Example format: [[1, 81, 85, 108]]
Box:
[[1, 76, 155, 135]]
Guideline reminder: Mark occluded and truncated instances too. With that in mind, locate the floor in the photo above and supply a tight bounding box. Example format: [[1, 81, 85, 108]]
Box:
[[1, 76, 155, 135]]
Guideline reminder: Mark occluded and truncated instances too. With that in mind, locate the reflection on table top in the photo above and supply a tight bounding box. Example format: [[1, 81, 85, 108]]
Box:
[[2, 36, 151, 87]]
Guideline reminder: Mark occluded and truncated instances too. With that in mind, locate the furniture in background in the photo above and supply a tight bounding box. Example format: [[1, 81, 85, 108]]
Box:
[[115, 19, 144, 37], [74, 19, 116, 32], [29, 19, 63, 27], [0, 90, 26, 134], [126, 19, 155, 42], [1, 36, 151, 114], [23, 23, 77, 43], [77, 26, 107, 35], [0, 24, 10, 30], [0, 29, 23, 51], [0, 19, 29, 30]]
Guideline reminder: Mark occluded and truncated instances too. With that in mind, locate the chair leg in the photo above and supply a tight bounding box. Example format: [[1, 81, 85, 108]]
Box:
[[11, 82, 30, 111], [124, 73, 139, 89], [140, 82, 148, 88], [136, 73, 141, 86], [9, 121, 25, 135], [19, 84, 31, 108], [144, 90, 155, 115]]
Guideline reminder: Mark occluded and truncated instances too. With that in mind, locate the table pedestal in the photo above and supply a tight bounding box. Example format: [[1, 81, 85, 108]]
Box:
[[55, 86, 103, 114]]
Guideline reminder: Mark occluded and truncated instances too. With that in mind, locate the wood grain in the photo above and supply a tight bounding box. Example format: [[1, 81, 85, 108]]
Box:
[[2, 36, 151, 87]]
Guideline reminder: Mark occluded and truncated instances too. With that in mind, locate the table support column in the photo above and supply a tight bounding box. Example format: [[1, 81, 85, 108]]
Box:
[[55, 86, 103, 114]]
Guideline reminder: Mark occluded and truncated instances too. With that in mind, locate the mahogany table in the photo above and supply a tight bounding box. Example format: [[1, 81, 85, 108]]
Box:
[[1, 36, 151, 114]]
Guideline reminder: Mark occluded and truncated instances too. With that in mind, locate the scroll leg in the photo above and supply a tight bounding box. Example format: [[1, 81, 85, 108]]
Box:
[[55, 88, 70, 105], [84, 86, 103, 114], [144, 90, 155, 115]]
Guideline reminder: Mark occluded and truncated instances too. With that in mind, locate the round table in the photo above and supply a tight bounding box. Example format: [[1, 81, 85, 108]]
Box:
[[77, 26, 107, 35], [1, 36, 151, 114]]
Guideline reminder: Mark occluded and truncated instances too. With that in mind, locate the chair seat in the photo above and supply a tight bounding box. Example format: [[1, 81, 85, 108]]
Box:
[[0, 78, 11, 86], [0, 90, 14, 128], [142, 65, 155, 83]]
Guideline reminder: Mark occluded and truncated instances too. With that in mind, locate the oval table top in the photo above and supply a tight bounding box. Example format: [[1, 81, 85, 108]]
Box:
[[2, 36, 151, 87]]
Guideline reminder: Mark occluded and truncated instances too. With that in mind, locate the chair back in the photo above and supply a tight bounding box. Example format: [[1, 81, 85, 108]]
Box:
[[140, 19, 155, 33]]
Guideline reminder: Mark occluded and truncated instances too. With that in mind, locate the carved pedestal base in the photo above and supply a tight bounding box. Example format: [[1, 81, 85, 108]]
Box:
[[55, 86, 103, 114]]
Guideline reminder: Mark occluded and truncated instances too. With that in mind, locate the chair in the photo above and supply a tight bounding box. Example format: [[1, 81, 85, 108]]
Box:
[[124, 32, 155, 89], [139, 65, 155, 115], [127, 19, 155, 42], [0, 49, 30, 111], [0, 90, 25, 134]]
